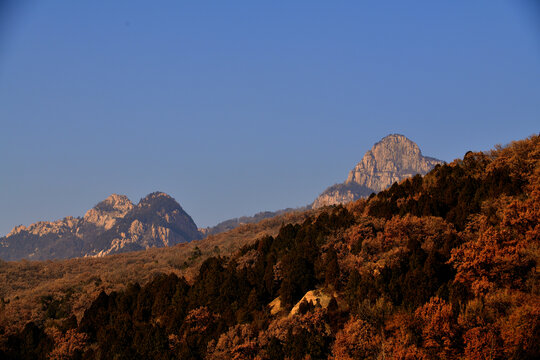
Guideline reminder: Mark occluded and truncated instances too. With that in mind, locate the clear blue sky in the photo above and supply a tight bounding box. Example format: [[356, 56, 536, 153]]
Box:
[[0, 0, 539, 235]]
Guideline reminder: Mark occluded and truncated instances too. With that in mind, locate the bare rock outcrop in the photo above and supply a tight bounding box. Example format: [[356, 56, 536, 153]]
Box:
[[313, 134, 443, 208]]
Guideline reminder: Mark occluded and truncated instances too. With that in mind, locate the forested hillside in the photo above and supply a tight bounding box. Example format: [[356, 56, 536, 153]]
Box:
[[0, 210, 313, 333], [1, 135, 538, 359]]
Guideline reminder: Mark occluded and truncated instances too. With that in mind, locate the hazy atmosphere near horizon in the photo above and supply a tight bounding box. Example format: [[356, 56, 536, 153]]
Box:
[[0, 0, 539, 235]]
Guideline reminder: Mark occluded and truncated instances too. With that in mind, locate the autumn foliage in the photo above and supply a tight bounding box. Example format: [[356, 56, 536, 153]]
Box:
[[0, 135, 539, 359]]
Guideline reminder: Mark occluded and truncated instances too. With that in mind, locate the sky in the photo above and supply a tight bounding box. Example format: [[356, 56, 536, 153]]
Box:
[[0, 0, 539, 235]]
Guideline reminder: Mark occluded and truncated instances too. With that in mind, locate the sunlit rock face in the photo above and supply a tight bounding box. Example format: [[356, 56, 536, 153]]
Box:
[[313, 134, 443, 208], [0, 192, 202, 261], [83, 194, 134, 230]]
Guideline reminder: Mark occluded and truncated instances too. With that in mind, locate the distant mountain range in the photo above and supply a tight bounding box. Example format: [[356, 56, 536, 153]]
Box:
[[200, 207, 309, 236], [0, 134, 443, 261], [0, 192, 201, 261], [204, 135, 443, 235], [312, 134, 443, 208]]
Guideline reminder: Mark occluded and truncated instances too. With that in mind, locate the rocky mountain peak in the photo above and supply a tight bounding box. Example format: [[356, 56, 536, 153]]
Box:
[[102, 194, 133, 207], [138, 192, 174, 206], [0, 192, 202, 261], [136, 192, 184, 214], [368, 134, 422, 165], [313, 134, 443, 208], [345, 134, 441, 192], [83, 194, 134, 229], [143, 192, 172, 200], [6, 225, 28, 238]]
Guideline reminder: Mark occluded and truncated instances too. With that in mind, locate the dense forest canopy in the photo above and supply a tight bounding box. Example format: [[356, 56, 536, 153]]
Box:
[[1, 135, 539, 359]]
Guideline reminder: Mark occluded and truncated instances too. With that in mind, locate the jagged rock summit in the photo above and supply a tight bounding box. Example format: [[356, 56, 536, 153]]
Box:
[[0, 192, 202, 261], [83, 194, 134, 230], [313, 134, 443, 208]]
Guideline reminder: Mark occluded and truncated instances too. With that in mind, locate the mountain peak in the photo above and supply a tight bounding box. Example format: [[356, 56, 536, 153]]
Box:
[[105, 193, 132, 204], [137, 192, 181, 209], [96, 194, 134, 211], [313, 134, 443, 208], [375, 133, 420, 153], [0, 191, 201, 261], [140, 192, 173, 201], [83, 194, 134, 230], [345, 134, 441, 191]]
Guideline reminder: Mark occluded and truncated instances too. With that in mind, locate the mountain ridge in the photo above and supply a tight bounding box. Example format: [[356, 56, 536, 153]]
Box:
[[0, 191, 201, 261], [0, 134, 442, 258], [200, 206, 310, 236]]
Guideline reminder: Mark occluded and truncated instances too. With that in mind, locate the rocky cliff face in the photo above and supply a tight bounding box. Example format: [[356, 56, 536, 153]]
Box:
[[0, 192, 201, 261], [313, 134, 443, 208]]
